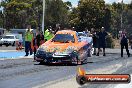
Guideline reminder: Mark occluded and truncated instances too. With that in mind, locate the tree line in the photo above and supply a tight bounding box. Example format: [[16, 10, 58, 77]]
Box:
[[0, 0, 132, 37]]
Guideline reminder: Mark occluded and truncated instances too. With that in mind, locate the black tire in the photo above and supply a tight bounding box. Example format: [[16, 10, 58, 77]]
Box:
[[0, 44, 2, 46], [75, 55, 79, 65], [39, 61, 44, 65], [82, 58, 87, 64], [76, 75, 87, 85], [71, 51, 80, 65], [5, 44, 9, 47], [12, 41, 15, 46]]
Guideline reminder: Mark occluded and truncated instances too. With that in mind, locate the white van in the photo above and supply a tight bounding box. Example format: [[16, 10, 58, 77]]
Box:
[[0, 34, 23, 46]]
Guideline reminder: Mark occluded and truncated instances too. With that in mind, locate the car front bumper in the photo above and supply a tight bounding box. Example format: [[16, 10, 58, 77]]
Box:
[[35, 51, 75, 63], [3, 41, 14, 45]]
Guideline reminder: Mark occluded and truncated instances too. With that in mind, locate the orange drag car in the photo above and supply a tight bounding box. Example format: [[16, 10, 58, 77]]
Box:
[[35, 30, 92, 65]]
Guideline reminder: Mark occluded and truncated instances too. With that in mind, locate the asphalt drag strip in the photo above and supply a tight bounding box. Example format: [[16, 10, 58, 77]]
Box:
[[35, 54, 132, 88]]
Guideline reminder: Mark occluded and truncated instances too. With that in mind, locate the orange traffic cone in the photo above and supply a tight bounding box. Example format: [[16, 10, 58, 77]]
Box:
[[19, 42, 23, 50], [16, 41, 19, 50]]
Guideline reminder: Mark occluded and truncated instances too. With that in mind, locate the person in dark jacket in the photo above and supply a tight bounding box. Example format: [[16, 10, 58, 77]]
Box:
[[36, 31, 44, 47], [97, 27, 108, 56], [36, 31, 41, 47], [120, 31, 130, 57], [128, 34, 132, 49], [91, 28, 98, 55], [33, 31, 44, 60]]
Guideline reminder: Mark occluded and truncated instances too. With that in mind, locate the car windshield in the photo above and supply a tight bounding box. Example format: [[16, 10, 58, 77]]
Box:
[[3, 36, 14, 39], [52, 34, 75, 43]]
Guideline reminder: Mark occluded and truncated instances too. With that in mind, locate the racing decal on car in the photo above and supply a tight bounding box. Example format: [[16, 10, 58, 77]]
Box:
[[35, 30, 93, 64]]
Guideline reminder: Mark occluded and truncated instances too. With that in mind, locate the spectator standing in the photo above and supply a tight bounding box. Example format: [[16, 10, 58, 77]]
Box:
[[36, 31, 41, 47], [120, 30, 130, 57], [129, 34, 132, 49], [24, 25, 33, 56], [33, 35, 37, 61], [40, 31, 44, 44], [91, 28, 98, 55], [97, 27, 108, 56], [44, 28, 54, 41], [33, 30, 44, 47]]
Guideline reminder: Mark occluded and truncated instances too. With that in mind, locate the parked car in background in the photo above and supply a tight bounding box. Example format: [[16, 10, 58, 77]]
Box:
[[0, 35, 3, 46], [0, 34, 23, 47], [77, 32, 93, 44], [77, 32, 88, 36]]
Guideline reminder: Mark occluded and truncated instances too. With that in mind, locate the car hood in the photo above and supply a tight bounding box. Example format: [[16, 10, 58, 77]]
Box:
[[38, 41, 78, 53]]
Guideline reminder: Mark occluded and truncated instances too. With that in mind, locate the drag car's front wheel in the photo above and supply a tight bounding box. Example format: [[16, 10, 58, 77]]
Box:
[[72, 55, 79, 65], [71, 51, 81, 65], [82, 58, 87, 64], [39, 61, 44, 65], [39, 61, 48, 65]]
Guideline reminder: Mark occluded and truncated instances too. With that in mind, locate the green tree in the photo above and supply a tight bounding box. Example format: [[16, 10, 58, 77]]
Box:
[[0, 0, 71, 30], [1, 0, 34, 29], [45, 0, 70, 28], [75, 0, 106, 31], [104, 8, 111, 31], [69, 7, 80, 28], [110, 2, 132, 38]]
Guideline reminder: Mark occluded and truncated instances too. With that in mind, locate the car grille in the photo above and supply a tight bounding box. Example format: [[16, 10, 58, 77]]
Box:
[[36, 50, 53, 57], [37, 50, 45, 55]]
